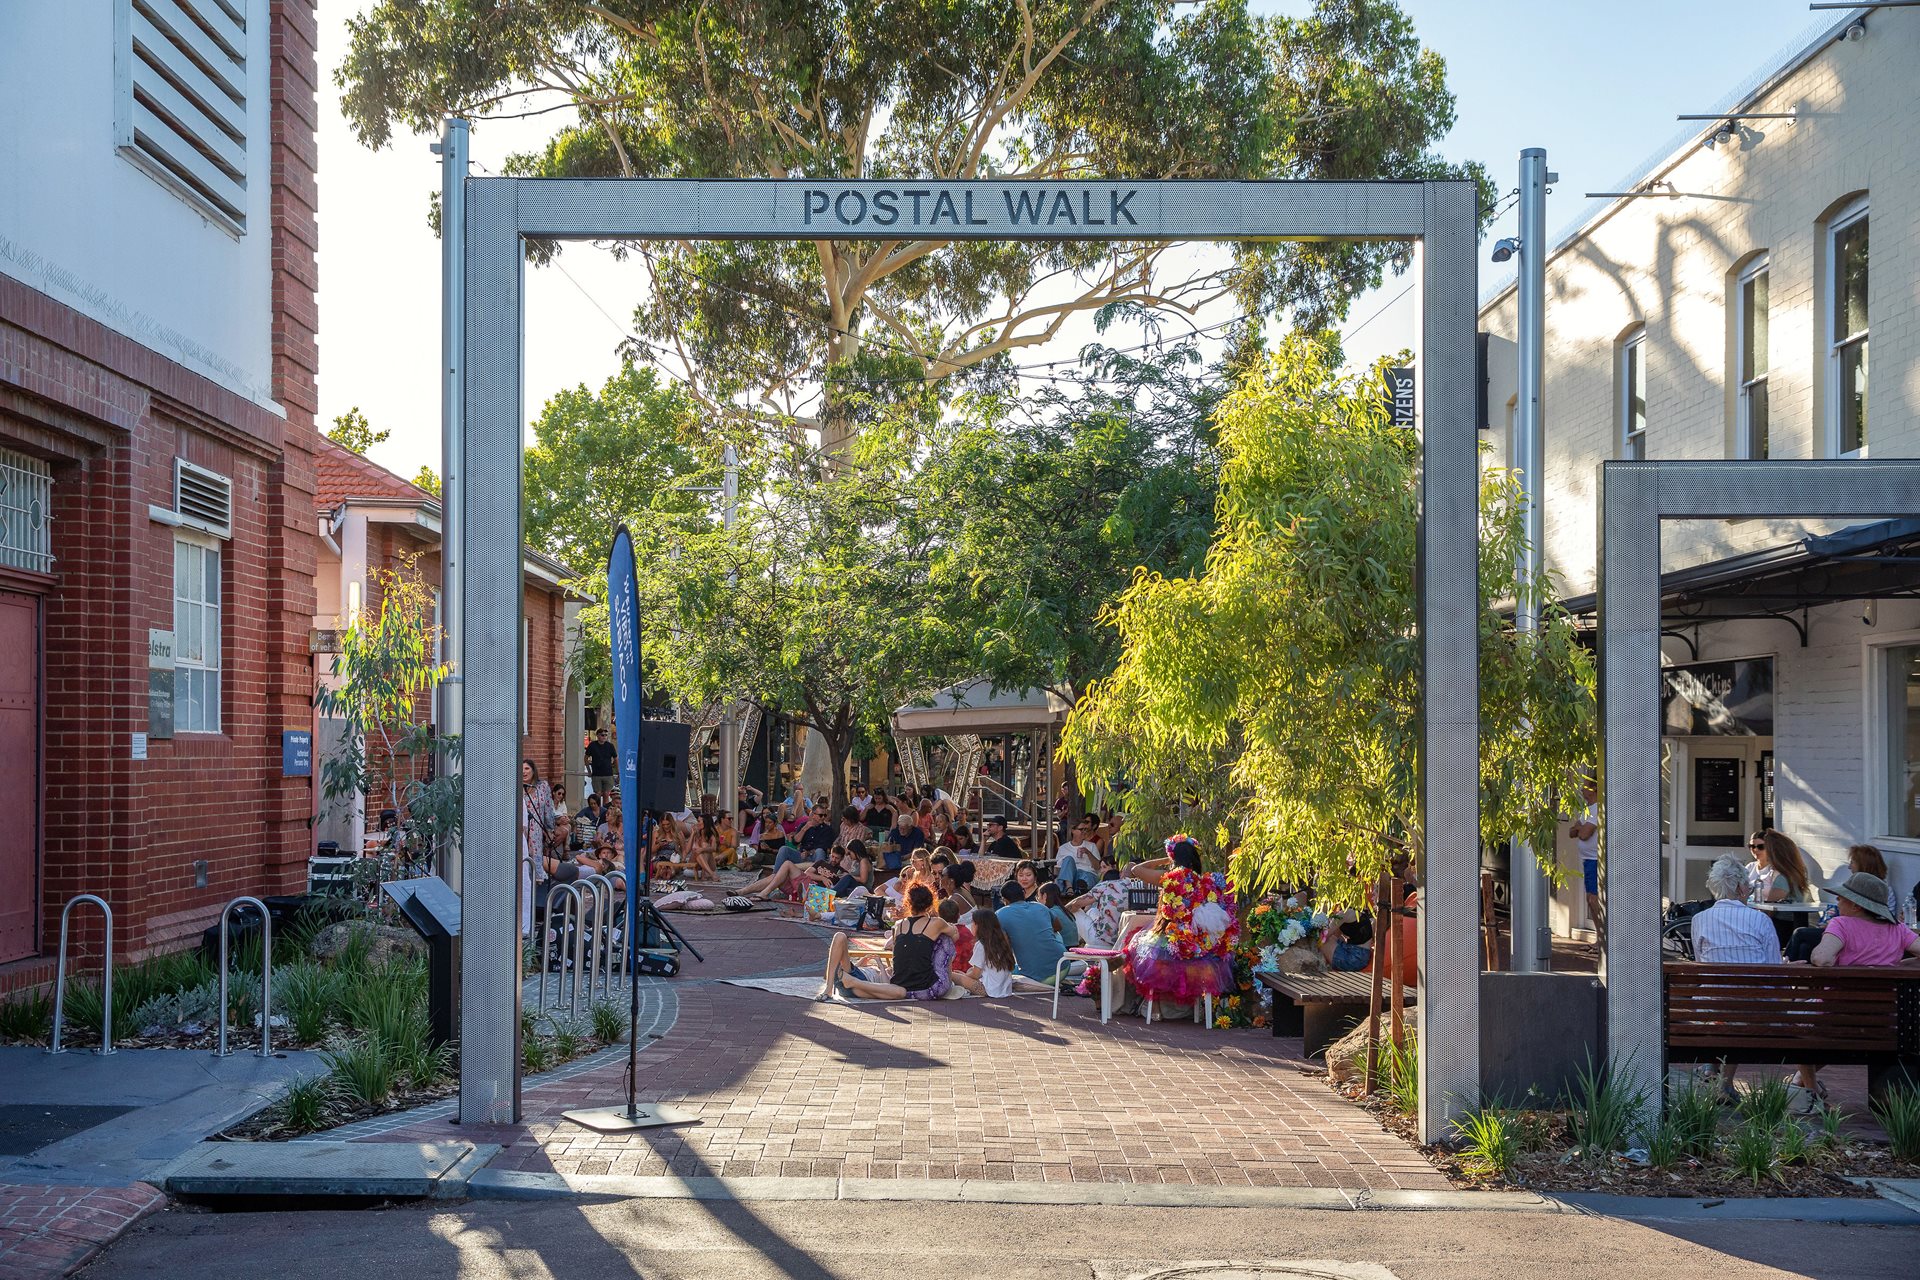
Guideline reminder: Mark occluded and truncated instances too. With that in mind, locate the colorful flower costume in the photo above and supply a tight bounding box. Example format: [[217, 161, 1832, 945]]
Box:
[[1125, 863, 1240, 1004]]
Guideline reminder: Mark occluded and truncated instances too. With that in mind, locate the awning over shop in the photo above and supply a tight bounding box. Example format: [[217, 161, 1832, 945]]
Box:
[[890, 677, 1071, 738], [1562, 517, 1920, 646]]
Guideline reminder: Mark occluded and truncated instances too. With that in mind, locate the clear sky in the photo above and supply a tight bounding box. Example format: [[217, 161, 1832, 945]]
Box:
[[313, 0, 1845, 479]]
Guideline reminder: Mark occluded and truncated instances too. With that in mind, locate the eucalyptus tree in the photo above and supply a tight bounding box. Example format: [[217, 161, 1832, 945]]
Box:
[[1064, 337, 1598, 904], [338, 0, 1481, 452]]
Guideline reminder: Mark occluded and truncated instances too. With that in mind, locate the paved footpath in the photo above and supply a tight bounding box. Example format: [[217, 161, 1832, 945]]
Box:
[[0, 1182, 164, 1277], [370, 908, 1445, 1191]]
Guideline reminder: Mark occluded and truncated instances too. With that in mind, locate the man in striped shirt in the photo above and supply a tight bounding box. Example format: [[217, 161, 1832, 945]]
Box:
[[1691, 854, 1781, 1102]]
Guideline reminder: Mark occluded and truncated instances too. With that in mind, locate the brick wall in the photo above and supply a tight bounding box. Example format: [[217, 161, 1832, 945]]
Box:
[[0, 0, 321, 975]]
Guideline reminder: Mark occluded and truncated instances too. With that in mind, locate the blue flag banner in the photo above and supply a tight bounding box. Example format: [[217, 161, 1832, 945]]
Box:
[[606, 526, 643, 957]]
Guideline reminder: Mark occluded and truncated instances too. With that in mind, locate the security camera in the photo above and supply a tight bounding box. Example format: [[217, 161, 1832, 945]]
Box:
[[1490, 237, 1521, 264]]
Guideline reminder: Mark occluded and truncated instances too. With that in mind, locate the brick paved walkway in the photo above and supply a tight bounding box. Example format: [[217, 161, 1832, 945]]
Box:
[[0, 1182, 164, 1277], [372, 908, 1444, 1191]]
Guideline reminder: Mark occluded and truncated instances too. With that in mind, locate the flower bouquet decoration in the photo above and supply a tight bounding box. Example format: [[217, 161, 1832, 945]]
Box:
[[1246, 897, 1326, 976]]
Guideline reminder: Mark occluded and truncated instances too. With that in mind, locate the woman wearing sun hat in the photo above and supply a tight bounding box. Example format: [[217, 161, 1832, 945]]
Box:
[[1792, 871, 1920, 1107]]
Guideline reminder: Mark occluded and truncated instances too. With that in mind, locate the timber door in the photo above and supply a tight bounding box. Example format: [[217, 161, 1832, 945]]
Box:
[[0, 590, 40, 961]]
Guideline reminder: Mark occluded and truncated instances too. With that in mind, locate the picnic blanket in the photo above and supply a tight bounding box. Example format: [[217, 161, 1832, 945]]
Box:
[[720, 976, 1046, 1003]]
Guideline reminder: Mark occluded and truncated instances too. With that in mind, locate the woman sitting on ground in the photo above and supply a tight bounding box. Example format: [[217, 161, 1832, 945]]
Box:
[[685, 812, 722, 880], [836, 806, 869, 850], [940, 896, 975, 981], [832, 840, 876, 897], [959, 907, 1056, 998], [939, 859, 980, 914], [950, 823, 977, 857], [820, 884, 957, 1001], [1123, 835, 1240, 1012], [1036, 882, 1082, 949], [741, 844, 841, 901]]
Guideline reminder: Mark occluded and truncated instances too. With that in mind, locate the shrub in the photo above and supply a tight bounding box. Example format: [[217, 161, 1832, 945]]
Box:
[[63, 981, 106, 1038], [551, 1029, 582, 1062], [1381, 1038, 1418, 1116], [1567, 1055, 1646, 1163], [1666, 1078, 1721, 1160], [340, 976, 423, 1049], [1814, 1104, 1848, 1161], [281, 1075, 334, 1132], [277, 962, 343, 1045], [391, 1036, 453, 1091], [523, 1036, 552, 1074], [1870, 1085, 1920, 1162], [590, 1001, 629, 1045], [1735, 1075, 1793, 1131], [0, 990, 53, 1043], [323, 1036, 398, 1106], [1777, 1119, 1810, 1167], [1728, 1113, 1782, 1187], [1456, 1106, 1520, 1180]]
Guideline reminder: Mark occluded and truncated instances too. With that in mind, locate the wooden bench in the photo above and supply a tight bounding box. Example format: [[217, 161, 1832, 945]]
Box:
[[1663, 962, 1920, 1099], [1259, 970, 1417, 1057]]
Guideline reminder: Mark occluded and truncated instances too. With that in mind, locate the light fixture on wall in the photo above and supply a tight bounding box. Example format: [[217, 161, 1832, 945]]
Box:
[[1863, 599, 1877, 628], [1845, 20, 1867, 43], [1490, 237, 1521, 264]]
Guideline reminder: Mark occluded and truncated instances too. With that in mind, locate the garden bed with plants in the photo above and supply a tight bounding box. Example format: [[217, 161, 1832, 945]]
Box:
[[1324, 1032, 1920, 1197], [0, 913, 625, 1141]]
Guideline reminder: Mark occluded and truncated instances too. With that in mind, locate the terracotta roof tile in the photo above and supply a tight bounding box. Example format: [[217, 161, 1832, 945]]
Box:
[[314, 437, 433, 510]]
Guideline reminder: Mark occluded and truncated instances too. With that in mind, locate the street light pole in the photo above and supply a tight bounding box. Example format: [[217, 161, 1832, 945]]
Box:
[[1510, 147, 1555, 973], [432, 117, 467, 893], [715, 445, 740, 816]]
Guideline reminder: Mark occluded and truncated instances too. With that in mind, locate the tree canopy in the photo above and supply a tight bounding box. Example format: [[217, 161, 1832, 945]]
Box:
[[327, 406, 390, 455], [1063, 337, 1598, 906], [338, 0, 1483, 451]]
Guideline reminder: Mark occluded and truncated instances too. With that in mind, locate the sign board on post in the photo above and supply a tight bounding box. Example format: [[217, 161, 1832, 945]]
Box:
[[147, 628, 174, 739], [1386, 366, 1416, 428], [282, 729, 312, 777]]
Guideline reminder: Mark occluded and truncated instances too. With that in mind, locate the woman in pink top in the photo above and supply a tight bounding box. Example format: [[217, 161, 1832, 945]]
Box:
[[1798, 871, 1920, 1103]]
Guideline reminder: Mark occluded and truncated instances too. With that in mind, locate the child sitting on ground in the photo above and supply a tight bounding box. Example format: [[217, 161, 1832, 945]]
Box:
[[959, 908, 1056, 998]]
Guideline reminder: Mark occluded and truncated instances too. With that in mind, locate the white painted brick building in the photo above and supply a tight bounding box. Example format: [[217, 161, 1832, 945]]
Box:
[[1478, 6, 1920, 932]]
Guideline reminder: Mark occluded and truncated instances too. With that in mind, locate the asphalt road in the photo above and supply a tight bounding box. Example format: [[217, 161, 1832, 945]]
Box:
[[80, 1199, 1920, 1279]]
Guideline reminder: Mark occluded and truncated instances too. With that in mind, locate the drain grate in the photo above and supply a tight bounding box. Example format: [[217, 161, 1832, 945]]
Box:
[[0, 1104, 136, 1155]]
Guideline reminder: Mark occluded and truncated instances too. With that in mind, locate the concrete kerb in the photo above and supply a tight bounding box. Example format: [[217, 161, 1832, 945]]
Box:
[[461, 1169, 1920, 1222], [158, 1141, 500, 1200]]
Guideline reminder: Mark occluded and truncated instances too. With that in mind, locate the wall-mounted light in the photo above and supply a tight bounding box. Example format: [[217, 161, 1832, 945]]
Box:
[[1490, 237, 1521, 264]]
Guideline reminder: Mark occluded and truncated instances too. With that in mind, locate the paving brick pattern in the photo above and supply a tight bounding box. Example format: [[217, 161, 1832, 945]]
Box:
[[0, 1182, 164, 1277], [371, 908, 1445, 1191]]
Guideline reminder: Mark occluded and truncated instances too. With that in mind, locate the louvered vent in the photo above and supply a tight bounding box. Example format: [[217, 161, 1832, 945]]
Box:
[[175, 460, 232, 538], [117, 0, 249, 233]]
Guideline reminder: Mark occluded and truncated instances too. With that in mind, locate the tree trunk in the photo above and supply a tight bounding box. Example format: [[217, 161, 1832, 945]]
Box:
[[819, 329, 860, 462]]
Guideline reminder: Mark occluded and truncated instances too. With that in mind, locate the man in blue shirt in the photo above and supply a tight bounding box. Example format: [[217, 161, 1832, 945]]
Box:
[[884, 810, 925, 873], [995, 881, 1066, 982]]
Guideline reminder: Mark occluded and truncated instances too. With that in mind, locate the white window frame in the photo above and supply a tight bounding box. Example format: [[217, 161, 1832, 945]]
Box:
[[1735, 256, 1769, 460], [1618, 328, 1647, 460], [173, 530, 223, 734], [1862, 626, 1920, 854], [1826, 197, 1869, 458]]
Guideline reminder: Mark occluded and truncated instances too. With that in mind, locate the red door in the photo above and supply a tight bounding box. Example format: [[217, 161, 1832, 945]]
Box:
[[0, 590, 40, 961]]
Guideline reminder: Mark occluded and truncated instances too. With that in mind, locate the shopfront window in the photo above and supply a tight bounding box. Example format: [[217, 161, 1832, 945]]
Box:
[[1882, 643, 1920, 839]]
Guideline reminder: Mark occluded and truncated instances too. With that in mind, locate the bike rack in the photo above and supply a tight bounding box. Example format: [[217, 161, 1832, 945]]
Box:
[[582, 873, 615, 1005], [570, 877, 601, 1019], [48, 894, 114, 1055], [215, 896, 273, 1058], [543, 882, 585, 1016]]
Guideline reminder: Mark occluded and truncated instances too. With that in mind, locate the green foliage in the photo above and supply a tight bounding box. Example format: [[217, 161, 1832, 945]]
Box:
[[1776, 1118, 1810, 1167], [340, 970, 424, 1048], [1871, 1086, 1920, 1162], [0, 989, 53, 1043], [551, 1028, 583, 1062], [313, 556, 459, 870], [277, 962, 345, 1045], [281, 1075, 335, 1133], [412, 465, 441, 497], [1666, 1079, 1722, 1160], [590, 1001, 629, 1045], [1567, 1056, 1646, 1163], [1727, 1114, 1783, 1187], [1815, 1104, 1848, 1161], [1735, 1076, 1793, 1131], [327, 407, 389, 455], [1381, 1038, 1418, 1116], [1064, 336, 1597, 892], [323, 1036, 398, 1107], [1456, 1106, 1520, 1180], [1644, 1115, 1682, 1172], [523, 1035, 553, 1075], [338, 1, 1485, 453]]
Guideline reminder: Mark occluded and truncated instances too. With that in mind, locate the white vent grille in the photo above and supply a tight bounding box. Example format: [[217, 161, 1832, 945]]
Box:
[[0, 449, 54, 575], [174, 460, 232, 538], [117, 0, 249, 233]]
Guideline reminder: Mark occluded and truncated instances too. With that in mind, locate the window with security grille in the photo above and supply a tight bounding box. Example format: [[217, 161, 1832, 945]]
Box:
[[117, 0, 249, 233], [174, 534, 222, 733], [0, 449, 54, 575]]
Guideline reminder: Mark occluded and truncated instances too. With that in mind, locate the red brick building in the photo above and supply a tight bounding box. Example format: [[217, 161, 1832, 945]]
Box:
[[0, 1, 322, 980], [311, 440, 577, 856]]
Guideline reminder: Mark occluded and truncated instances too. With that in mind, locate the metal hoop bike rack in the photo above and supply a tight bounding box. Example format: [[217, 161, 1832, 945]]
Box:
[[570, 876, 604, 1019], [48, 894, 114, 1055], [581, 873, 615, 1005], [215, 896, 273, 1058], [541, 882, 586, 1016]]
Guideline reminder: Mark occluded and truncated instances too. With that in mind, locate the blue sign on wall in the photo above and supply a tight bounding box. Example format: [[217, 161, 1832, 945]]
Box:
[[282, 729, 312, 777]]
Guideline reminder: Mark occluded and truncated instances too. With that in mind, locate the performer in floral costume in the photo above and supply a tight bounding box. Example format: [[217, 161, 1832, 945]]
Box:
[[1124, 834, 1239, 1006]]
